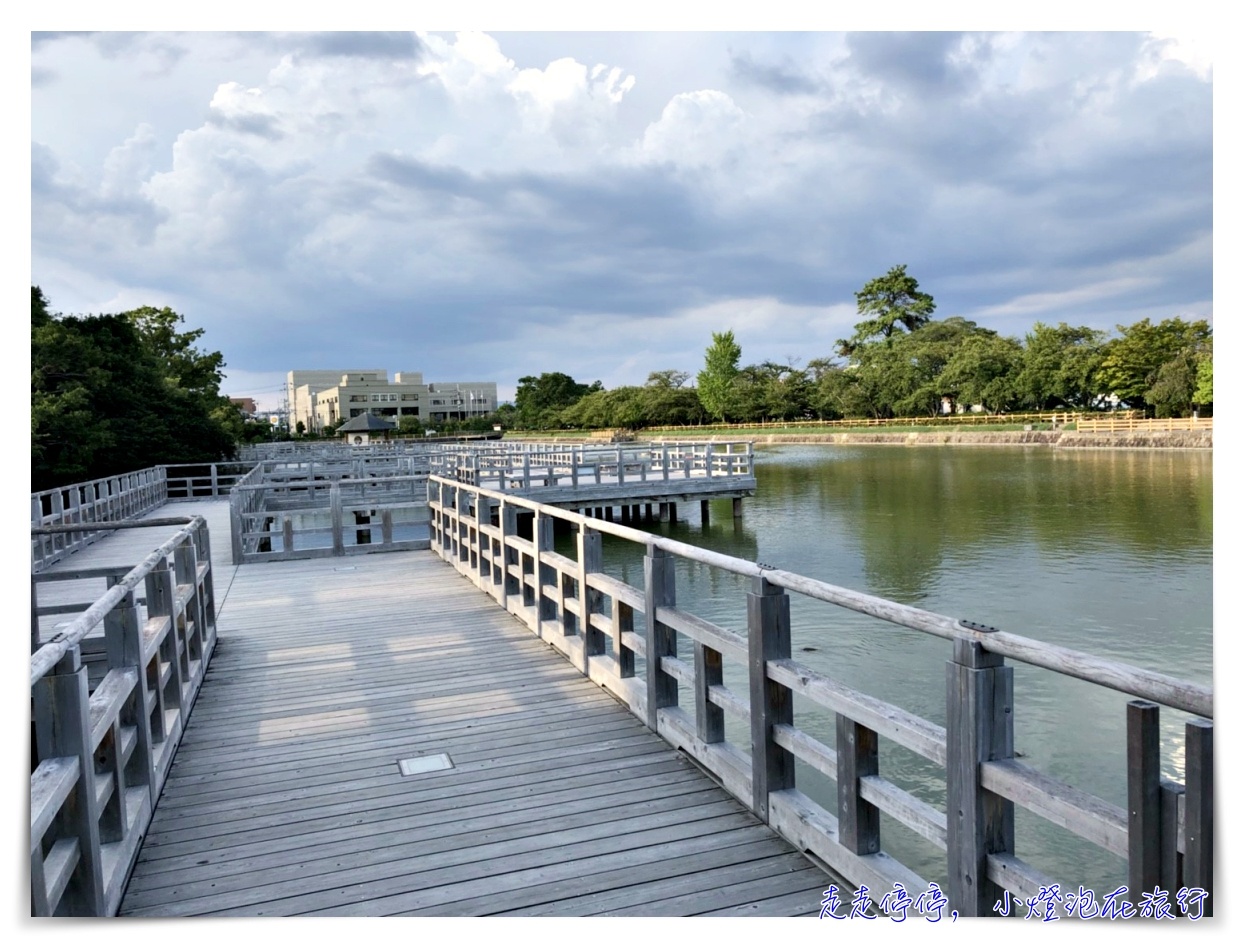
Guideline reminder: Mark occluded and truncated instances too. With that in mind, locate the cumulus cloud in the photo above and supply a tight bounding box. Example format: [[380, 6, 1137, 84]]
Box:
[[30, 31, 1212, 409]]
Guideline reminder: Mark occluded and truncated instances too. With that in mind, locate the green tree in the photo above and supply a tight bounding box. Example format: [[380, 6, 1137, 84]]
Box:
[[840, 264, 936, 353], [1194, 350, 1213, 408], [398, 414, 425, 436], [1016, 323, 1107, 410], [514, 372, 601, 428], [1096, 317, 1212, 411], [640, 371, 704, 426], [31, 288, 239, 490], [940, 333, 1024, 414], [697, 330, 742, 422]]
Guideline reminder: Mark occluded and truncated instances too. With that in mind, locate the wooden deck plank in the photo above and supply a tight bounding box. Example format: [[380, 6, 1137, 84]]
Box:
[[492, 846, 811, 916], [124, 772, 714, 894], [115, 531, 831, 916], [123, 794, 744, 911]]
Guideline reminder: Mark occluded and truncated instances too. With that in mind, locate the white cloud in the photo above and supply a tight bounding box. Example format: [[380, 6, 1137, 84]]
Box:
[[639, 90, 747, 167], [29, 31, 1212, 405]]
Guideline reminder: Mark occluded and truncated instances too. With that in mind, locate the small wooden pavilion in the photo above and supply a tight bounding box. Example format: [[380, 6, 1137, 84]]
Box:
[[336, 413, 397, 446]]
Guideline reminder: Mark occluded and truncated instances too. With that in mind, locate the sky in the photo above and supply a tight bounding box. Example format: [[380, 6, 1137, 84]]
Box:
[[30, 26, 1214, 411]]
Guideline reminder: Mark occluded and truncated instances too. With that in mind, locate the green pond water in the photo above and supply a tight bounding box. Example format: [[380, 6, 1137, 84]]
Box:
[[575, 444, 1213, 897]]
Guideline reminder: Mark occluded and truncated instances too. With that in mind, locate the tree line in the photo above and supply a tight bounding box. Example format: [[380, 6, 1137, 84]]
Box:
[[31, 287, 258, 491], [502, 266, 1212, 431]]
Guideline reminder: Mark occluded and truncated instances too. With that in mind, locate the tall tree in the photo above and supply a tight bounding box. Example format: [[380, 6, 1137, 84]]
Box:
[[840, 264, 936, 353], [1096, 317, 1211, 411], [31, 288, 238, 490], [1016, 323, 1107, 410], [697, 330, 742, 422], [514, 372, 601, 429]]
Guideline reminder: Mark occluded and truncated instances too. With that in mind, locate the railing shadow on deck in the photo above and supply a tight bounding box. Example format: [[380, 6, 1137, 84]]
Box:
[[427, 474, 1213, 920], [29, 517, 219, 916]]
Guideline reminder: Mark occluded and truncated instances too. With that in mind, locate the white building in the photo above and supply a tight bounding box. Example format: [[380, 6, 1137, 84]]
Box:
[[287, 370, 499, 433]]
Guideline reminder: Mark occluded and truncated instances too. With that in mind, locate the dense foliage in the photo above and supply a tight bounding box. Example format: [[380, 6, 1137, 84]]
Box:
[[32, 287, 243, 491], [504, 267, 1213, 431]]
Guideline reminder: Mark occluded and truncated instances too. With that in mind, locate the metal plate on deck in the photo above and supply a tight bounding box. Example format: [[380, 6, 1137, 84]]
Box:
[[397, 753, 454, 777]]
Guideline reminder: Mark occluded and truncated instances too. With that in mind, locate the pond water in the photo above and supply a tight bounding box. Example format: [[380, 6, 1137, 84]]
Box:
[[578, 444, 1213, 896]]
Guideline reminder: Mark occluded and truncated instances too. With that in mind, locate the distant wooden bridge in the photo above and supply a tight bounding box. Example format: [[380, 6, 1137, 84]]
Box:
[[29, 448, 1213, 918]]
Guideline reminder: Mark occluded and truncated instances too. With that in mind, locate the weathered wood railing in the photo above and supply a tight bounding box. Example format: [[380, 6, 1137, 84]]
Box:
[[427, 474, 1213, 919], [32, 469, 169, 572], [30, 517, 217, 916], [1076, 416, 1213, 434], [163, 463, 253, 499], [230, 469, 431, 563], [429, 442, 754, 494], [32, 464, 257, 573]]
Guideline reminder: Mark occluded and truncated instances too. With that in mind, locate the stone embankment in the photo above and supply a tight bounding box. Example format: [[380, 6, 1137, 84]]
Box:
[[715, 430, 1212, 450]]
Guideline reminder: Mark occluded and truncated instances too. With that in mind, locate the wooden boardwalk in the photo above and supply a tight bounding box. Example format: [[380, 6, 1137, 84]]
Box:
[[49, 500, 833, 916]]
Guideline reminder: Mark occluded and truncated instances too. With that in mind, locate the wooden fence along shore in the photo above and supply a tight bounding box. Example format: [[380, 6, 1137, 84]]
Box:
[[28, 443, 1213, 918]]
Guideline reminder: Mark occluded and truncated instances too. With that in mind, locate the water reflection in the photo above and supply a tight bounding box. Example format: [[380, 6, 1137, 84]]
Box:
[[553, 445, 1211, 895]]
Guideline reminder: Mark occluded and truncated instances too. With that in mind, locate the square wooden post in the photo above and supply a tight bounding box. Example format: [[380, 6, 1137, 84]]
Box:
[[837, 715, 880, 855], [945, 638, 1014, 916], [1127, 700, 1161, 905], [577, 526, 605, 673], [643, 544, 677, 730], [31, 648, 106, 916], [1184, 718, 1213, 915], [748, 576, 794, 820]]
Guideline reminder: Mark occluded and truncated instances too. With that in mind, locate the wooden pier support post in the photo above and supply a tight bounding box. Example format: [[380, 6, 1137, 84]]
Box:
[[1127, 700, 1161, 906], [669, 503, 678, 524], [733, 497, 743, 519], [945, 638, 1014, 916], [643, 544, 678, 730], [748, 576, 794, 821], [645, 503, 654, 522], [700, 500, 710, 526], [659, 502, 669, 523]]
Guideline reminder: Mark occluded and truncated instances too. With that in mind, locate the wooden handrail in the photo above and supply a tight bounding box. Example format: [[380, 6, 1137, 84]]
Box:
[[426, 473, 1213, 919]]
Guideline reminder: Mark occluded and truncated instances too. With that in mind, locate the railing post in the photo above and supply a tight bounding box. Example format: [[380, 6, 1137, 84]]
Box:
[[1184, 718, 1213, 915], [31, 575, 41, 653], [1127, 700, 1161, 907], [695, 641, 724, 745], [330, 482, 344, 556], [705, 443, 715, 477], [577, 525, 605, 674], [103, 592, 157, 812], [500, 502, 518, 610], [31, 647, 106, 916], [837, 715, 880, 855], [643, 543, 677, 730], [747, 576, 793, 820], [534, 511, 555, 631], [211, 464, 220, 497], [945, 638, 1014, 917]]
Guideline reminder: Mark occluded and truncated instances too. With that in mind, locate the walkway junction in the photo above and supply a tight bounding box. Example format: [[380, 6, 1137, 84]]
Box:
[[29, 440, 1211, 917]]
